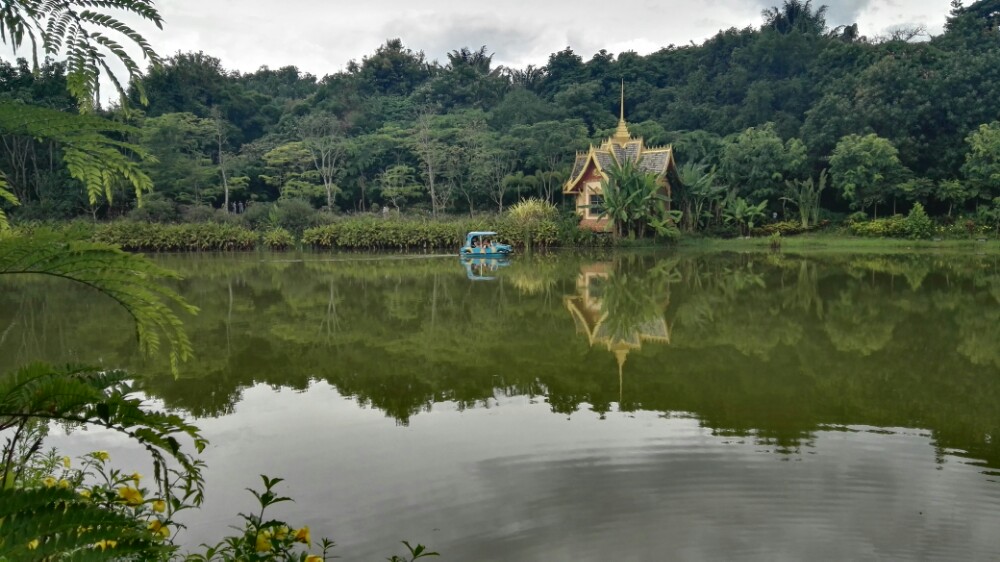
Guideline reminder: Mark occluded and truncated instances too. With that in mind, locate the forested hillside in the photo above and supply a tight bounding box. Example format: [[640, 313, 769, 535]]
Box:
[[2, 0, 999, 228]]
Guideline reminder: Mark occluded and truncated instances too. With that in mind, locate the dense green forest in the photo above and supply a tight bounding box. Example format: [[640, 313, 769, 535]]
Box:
[[2, 0, 1000, 232]]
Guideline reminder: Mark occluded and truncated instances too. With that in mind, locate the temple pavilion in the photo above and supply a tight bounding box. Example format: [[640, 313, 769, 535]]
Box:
[[563, 89, 679, 230]]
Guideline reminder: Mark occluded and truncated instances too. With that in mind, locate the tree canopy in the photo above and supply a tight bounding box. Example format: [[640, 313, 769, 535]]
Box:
[[4, 0, 1000, 224]]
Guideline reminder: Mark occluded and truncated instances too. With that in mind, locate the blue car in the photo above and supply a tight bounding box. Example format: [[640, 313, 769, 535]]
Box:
[[460, 231, 513, 257]]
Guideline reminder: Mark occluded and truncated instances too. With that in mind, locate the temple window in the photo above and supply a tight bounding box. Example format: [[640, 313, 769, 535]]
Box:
[[589, 194, 605, 217]]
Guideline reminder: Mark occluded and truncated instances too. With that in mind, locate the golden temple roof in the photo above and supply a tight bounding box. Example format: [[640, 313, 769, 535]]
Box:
[[563, 83, 677, 194]]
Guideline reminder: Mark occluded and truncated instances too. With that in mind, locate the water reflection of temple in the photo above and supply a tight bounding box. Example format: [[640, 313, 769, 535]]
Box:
[[564, 263, 671, 403]]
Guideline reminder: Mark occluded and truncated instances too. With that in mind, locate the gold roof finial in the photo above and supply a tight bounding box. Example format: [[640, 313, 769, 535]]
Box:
[[614, 347, 628, 407], [613, 79, 630, 142]]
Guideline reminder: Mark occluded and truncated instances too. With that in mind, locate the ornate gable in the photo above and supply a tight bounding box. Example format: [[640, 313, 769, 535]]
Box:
[[562, 84, 679, 201]]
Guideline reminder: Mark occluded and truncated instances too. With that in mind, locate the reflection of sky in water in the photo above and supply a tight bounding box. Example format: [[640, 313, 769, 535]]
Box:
[[48, 381, 1000, 561]]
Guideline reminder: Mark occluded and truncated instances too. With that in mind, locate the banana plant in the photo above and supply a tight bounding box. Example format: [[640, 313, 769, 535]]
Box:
[[782, 169, 827, 228], [724, 197, 769, 237], [599, 158, 679, 239]]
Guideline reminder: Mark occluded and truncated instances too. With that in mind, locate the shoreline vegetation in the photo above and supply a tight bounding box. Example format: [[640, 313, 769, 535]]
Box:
[[4, 215, 998, 254]]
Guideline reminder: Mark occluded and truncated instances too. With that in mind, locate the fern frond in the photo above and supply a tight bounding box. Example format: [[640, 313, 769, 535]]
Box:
[[0, 101, 154, 204], [0, 235, 197, 366], [0, 363, 208, 505], [0, 0, 163, 109], [0, 487, 167, 560]]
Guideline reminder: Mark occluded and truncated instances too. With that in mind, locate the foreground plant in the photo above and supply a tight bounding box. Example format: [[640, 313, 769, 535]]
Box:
[[0, 448, 200, 559], [0, 364, 207, 558], [0, 231, 205, 560], [187, 475, 436, 562]]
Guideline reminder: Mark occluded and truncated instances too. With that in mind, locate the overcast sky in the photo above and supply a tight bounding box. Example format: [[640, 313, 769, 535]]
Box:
[[128, 0, 954, 77], [0, 0, 957, 86]]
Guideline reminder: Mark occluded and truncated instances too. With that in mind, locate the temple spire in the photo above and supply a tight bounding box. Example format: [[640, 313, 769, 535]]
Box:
[[620, 79, 625, 122], [613, 80, 630, 142]]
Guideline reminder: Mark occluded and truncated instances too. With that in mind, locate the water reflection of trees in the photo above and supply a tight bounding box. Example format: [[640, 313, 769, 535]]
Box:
[[2, 251, 999, 468]]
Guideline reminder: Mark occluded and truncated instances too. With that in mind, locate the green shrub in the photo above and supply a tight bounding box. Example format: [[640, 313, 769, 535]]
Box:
[[508, 198, 559, 225], [274, 198, 321, 236], [94, 222, 259, 251], [241, 201, 275, 230], [904, 203, 934, 240], [846, 211, 869, 224], [127, 195, 178, 223], [262, 227, 295, 250], [180, 204, 217, 223], [848, 215, 908, 238], [755, 221, 808, 236]]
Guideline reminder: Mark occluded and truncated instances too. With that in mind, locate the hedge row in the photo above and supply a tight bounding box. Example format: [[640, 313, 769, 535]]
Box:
[[301, 217, 573, 250], [12, 216, 612, 252], [847, 204, 934, 239], [93, 222, 267, 251]]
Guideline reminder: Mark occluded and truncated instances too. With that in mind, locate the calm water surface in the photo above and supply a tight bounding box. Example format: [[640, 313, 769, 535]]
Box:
[[2, 250, 1000, 560]]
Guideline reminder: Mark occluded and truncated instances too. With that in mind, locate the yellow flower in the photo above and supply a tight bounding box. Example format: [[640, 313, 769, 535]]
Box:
[[255, 533, 272, 552], [62, 456, 71, 468], [94, 539, 117, 551], [27, 539, 40, 550], [152, 499, 166, 513], [42, 476, 57, 488], [305, 556, 323, 562], [79, 489, 91, 499], [94, 451, 110, 462], [58, 479, 71, 489], [293, 526, 311, 545], [117, 486, 143, 506], [274, 525, 289, 540], [130, 472, 142, 484], [148, 520, 171, 539]]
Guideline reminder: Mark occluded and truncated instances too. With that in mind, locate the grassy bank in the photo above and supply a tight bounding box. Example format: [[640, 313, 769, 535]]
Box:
[[677, 232, 1000, 254]]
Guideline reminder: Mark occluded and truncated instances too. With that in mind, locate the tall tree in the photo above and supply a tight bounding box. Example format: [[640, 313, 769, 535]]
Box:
[[211, 107, 234, 210], [509, 119, 588, 202], [140, 112, 216, 205], [829, 133, 908, 217], [410, 111, 449, 216], [962, 121, 1000, 205], [261, 141, 317, 201], [351, 38, 432, 96], [378, 164, 423, 212], [443, 113, 490, 216], [718, 123, 806, 204], [299, 112, 348, 211], [761, 0, 828, 35], [485, 148, 517, 213]]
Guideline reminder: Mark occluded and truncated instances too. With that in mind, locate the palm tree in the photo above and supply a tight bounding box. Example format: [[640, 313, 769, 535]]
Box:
[[762, 0, 828, 35]]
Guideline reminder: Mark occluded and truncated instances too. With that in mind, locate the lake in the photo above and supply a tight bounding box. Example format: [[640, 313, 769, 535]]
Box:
[[3, 249, 1000, 560]]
